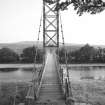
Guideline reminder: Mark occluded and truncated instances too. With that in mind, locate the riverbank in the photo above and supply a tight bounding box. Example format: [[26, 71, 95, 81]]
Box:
[[0, 63, 105, 69], [0, 82, 29, 105], [0, 80, 105, 105], [0, 64, 42, 69], [71, 80, 105, 105]]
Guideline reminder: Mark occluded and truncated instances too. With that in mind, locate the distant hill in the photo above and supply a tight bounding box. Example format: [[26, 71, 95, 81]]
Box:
[[0, 41, 43, 54], [0, 41, 105, 54], [59, 43, 84, 52]]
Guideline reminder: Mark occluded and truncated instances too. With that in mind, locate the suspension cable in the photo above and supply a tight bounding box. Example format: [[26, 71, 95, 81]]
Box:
[[13, 8, 43, 105], [38, 11, 43, 41], [60, 14, 64, 45], [32, 10, 43, 82], [60, 12, 69, 78], [60, 12, 73, 98]]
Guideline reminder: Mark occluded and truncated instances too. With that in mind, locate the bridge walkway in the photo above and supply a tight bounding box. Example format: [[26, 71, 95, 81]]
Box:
[[36, 52, 65, 105]]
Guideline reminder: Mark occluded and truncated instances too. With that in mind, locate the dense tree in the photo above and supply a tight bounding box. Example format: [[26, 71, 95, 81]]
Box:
[[0, 48, 19, 63], [21, 46, 36, 63], [58, 48, 66, 64], [71, 44, 96, 63], [21, 46, 44, 63], [59, 44, 105, 64], [55, 0, 105, 16], [94, 47, 105, 63]]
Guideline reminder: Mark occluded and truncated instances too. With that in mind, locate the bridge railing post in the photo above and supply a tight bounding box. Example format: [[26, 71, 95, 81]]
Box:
[[61, 68, 63, 85], [26, 62, 45, 101], [35, 63, 45, 98], [64, 67, 75, 105], [65, 78, 69, 98]]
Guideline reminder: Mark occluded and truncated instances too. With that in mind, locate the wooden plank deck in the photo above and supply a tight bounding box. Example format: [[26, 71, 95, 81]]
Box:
[[37, 52, 65, 105]]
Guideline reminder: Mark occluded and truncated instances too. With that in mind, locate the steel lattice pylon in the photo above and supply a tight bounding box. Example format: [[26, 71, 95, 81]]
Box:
[[43, 0, 59, 47]]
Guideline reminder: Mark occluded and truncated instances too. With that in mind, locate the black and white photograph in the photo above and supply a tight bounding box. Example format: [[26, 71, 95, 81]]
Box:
[[0, 0, 105, 105]]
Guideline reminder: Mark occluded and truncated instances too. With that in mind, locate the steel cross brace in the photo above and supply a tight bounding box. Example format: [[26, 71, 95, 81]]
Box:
[[43, 0, 59, 47]]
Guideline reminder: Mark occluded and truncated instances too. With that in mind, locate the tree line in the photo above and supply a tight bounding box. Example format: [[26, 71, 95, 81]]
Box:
[[1, 44, 105, 64], [0, 47, 44, 63], [59, 44, 105, 64]]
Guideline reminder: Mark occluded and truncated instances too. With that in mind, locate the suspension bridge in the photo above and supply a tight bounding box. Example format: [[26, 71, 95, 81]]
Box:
[[25, 48, 73, 105], [24, 0, 74, 103], [36, 51, 65, 104], [13, 0, 96, 105]]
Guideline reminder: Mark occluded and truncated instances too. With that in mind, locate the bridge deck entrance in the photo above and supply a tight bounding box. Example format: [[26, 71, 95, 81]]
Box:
[[37, 52, 65, 105]]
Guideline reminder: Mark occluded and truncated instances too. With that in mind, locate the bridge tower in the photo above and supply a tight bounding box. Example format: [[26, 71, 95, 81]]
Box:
[[43, 0, 59, 47]]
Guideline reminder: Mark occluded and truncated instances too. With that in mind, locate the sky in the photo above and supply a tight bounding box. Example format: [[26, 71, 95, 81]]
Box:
[[0, 0, 105, 45]]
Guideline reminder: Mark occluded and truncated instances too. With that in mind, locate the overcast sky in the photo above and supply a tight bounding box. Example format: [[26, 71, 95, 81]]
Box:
[[0, 0, 105, 45]]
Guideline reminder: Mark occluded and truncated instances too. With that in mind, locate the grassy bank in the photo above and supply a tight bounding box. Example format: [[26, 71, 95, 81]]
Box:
[[0, 80, 105, 105], [0, 82, 29, 105], [71, 80, 105, 105]]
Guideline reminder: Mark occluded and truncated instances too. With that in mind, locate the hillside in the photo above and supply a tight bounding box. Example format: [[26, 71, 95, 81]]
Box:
[[0, 41, 43, 54], [0, 41, 104, 54]]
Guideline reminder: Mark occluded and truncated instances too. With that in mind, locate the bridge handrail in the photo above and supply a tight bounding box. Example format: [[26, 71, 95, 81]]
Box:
[[54, 53, 73, 101], [26, 54, 46, 100], [35, 63, 45, 98], [54, 53, 65, 96], [35, 52, 47, 99]]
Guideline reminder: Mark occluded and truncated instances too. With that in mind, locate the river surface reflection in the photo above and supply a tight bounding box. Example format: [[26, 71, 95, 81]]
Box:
[[0, 66, 105, 82], [0, 68, 33, 82], [68, 66, 105, 81]]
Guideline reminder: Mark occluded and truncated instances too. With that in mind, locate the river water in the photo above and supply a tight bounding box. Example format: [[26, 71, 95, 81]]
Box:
[[0, 65, 105, 82], [0, 68, 33, 82], [68, 66, 105, 81]]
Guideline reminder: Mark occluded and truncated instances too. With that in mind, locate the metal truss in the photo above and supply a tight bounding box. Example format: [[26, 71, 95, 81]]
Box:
[[43, 0, 59, 47]]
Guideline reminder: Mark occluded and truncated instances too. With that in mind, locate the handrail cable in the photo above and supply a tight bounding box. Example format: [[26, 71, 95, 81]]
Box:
[[60, 12, 69, 79]]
